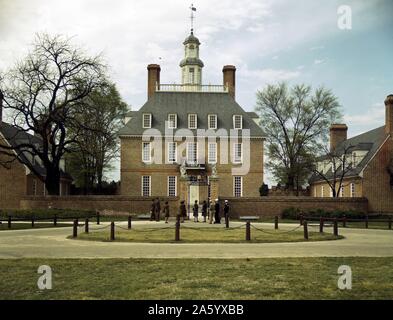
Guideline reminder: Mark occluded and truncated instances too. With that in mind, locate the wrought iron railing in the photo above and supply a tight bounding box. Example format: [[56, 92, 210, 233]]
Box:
[[157, 83, 228, 93]]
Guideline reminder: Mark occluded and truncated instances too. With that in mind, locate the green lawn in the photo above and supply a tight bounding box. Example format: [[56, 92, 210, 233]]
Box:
[[0, 257, 392, 299], [75, 225, 342, 243], [0, 222, 70, 231]]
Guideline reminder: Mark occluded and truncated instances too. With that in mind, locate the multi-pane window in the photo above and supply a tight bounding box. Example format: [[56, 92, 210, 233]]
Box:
[[142, 113, 152, 128], [350, 183, 355, 197], [168, 114, 177, 129], [233, 115, 242, 129], [141, 176, 151, 197], [208, 114, 217, 129], [187, 142, 197, 164], [168, 142, 177, 163], [208, 142, 217, 164], [233, 143, 242, 163], [340, 186, 344, 197], [142, 142, 151, 162], [233, 176, 243, 197], [188, 114, 197, 129], [168, 176, 177, 197]]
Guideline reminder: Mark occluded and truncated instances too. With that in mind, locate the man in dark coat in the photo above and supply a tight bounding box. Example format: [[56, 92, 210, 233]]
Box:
[[201, 200, 208, 223], [193, 200, 199, 222], [150, 199, 156, 221], [163, 201, 170, 223], [223, 200, 230, 224], [155, 198, 161, 222], [214, 199, 221, 224], [179, 200, 187, 223]]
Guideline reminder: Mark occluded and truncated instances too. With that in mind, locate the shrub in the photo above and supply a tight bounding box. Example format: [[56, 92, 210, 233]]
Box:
[[0, 209, 96, 219], [281, 207, 368, 220]]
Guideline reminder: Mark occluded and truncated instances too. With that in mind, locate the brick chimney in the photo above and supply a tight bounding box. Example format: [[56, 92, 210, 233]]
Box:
[[330, 124, 348, 151], [385, 94, 393, 135], [223, 65, 236, 99], [147, 64, 160, 99], [0, 91, 3, 125]]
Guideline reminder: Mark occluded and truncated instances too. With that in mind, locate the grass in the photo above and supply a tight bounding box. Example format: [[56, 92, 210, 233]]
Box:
[[278, 219, 393, 230], [0, 257, 392, 299], [0, 222, 70, 231], [74, 224, 342, 243]]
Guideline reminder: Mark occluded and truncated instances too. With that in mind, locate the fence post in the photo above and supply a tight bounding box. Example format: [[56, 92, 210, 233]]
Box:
[[175, 220, 180, 241], [96, 212, 100, 225], [299, 214, 304, 226], [274, 216, 279, 230], [54, 214, 57, 226], [128, 215, 132, 230], [389, 216, 392, 230], [319, 217, 324, 233], [85, 218, 89, 233], [110, 221, 115, 241], [334, 218, 338, 236], [246, 221, 251, 241], [7, 216, 11, 229], [303, 220, 308, 240], [365, 215, 369, 229], [72, 219, 78, 238], [225, 215, 229, 228], [31, 217, 35, 228], [343, 215, 347, 228]]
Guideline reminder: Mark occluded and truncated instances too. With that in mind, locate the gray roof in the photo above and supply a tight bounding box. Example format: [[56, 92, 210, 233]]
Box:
[[183, 33, 200, 45], [118, 91, 265, 138], [310, 125, 388, 182], [0, 121, 72, 179]]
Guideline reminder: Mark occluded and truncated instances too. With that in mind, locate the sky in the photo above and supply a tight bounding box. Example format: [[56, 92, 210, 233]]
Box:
[[0, 0, 392, 184]]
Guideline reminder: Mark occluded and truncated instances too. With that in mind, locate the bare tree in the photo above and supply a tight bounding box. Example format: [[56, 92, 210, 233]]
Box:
[[255, 82, 341, 191], [0, 33, 106, 195], [312, 145, 355, 197]]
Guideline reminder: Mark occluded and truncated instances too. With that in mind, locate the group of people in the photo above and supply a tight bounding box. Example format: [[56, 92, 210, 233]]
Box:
[[150, 198, 230, 224]]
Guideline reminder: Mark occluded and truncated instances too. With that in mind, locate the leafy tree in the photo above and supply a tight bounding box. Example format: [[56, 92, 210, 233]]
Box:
[[66, 81, 128, 193], [0, 33, 106, 195], [255, 82, 341, 191]]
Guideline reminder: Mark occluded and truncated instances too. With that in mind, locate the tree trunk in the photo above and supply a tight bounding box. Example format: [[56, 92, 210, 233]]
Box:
[[45, 167, 61, 195]]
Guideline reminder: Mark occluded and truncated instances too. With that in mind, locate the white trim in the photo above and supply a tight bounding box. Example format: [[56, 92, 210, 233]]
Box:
[[350, 182, 355, 197], [208, 142, 217, 164], [233, 142, 243, 164], [208, 114, 217, 130], [233, 115, 243, 130], [186, 141, 198, 164], [142, 113, 152, 129], [167, 142, 177, 163], [142, 142, 151, 163], [168, 113, 177, 129], [321, 185, 324, 197], [167, 176, 177, 197], [233, 176, 243, 197], [188, 113, 197, 129], [141, 176, 151, 197]]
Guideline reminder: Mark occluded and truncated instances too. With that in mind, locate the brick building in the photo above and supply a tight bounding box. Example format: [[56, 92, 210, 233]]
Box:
[[310, 94, 393, 213], [118, 31, 265, 215], [0, 95, 72, 209]]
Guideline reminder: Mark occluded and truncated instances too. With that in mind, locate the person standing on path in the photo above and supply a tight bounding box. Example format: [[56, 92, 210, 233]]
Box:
[[150, 199, 156, 221], [223, 200, 230, 225], [193, 200, 199, 222], [155, 198, 161, 222], [201, 200, 208, 223], [179, 200, 187, 223], [163, 201, 170, 223], [209, 199, 215, 224], [214, 199, 221, 224]]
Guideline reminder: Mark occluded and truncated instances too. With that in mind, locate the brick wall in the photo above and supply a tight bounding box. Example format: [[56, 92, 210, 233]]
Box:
[[222, 196, 368, 218], [20, 195, 180, 216]]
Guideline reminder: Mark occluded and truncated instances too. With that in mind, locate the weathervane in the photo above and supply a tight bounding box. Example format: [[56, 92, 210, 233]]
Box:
[[190, 4, 196, 34]]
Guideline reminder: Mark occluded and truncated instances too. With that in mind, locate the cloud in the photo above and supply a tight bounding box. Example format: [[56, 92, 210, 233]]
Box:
[[314, 59, 325, 65], [344, 102, 385, 128]]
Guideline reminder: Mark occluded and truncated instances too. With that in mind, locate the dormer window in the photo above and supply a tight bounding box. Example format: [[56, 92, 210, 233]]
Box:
[[142, 113, 152, 129], [188, 114, 197, 129], [168, 114, 177, 129], [233, 115, 242, 129], [208, 114, 217, 130]]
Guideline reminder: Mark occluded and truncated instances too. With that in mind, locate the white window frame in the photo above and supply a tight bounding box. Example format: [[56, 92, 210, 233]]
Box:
[[350, 183, 355, 197], [187, 142, 198, 164], [208, 142, 217, 164], [233, 115, 243, 129], [233, 176, 243, 197], [321, 186, 324, 197], [208, 114, 217, 130], [142, 142, 151, 163], [167, 142, 177, 163], [340, 186, 344, 197], [142, 113, 152, 129], [233, 143, 243, 164], [167, 176, 177, 197], [141, 176, 151, 197], [188, 113, 197, 129], [168, 113, 177, 129]]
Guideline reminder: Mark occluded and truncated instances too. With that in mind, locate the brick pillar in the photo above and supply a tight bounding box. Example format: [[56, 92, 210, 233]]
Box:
[[223, 65, 236, 99], [147, 64, 161, 99], [209, 177, 219, 202], [385, 94, 393, 135]]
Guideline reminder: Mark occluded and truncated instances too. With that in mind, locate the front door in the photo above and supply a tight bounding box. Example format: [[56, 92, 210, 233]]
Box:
[[189, 184, 199, 219]]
